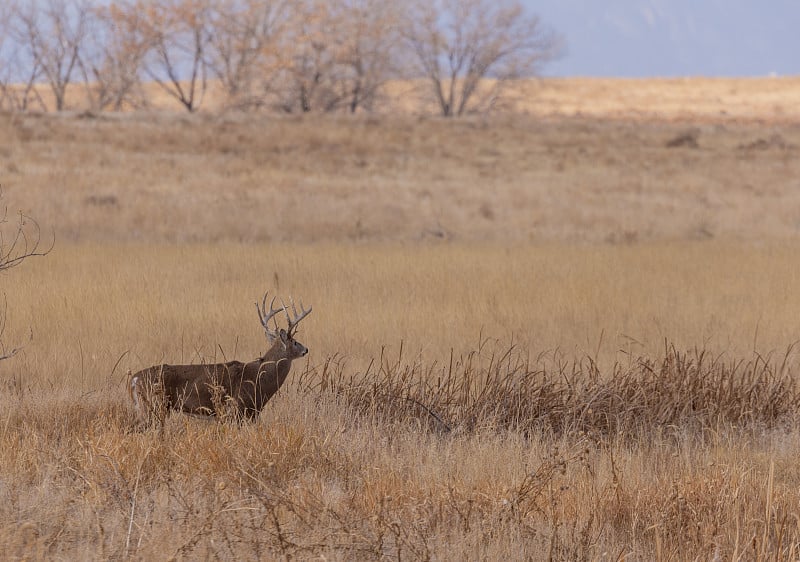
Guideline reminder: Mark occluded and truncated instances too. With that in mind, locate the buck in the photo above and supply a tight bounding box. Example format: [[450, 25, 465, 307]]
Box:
[[129, 293, 311, 426]]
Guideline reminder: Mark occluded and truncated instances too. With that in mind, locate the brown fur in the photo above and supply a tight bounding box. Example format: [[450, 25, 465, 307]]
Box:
[[129, 328, 307, 425]]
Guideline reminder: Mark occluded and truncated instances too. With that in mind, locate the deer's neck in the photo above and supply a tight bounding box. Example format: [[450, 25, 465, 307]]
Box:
[[255, 343, 293, 398], [260, 341, 290, 365]]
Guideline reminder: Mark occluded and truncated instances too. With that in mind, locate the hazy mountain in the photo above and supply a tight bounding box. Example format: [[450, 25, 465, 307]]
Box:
[[528, 0, 799, 77]]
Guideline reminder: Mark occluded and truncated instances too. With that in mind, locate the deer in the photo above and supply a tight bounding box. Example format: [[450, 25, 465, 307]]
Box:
[[129, 293, 311, 427]]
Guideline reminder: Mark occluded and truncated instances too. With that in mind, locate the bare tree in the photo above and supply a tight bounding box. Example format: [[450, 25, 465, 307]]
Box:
[[402, 0, 562, 117], [134, 0, 213, 112], [272, 0, 399, 114], [271, 0, 343, 113], [10, 0, 92, 112], [0, 190, 52, 362], [336, 0, 403, 113], [79, 4, 149, 111], [0, 2, 12, 108], [0, 2, 45, 111], [206, 0, 290, 110], [0, 44, 46, 112]]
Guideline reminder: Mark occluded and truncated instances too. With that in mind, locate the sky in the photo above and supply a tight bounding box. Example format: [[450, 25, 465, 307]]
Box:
[[528, 0, 800, 77]]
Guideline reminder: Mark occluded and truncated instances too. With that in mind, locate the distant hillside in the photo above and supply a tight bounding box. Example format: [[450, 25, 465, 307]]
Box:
[[5, 77, 798, 123], [510, 77, 800, 122]]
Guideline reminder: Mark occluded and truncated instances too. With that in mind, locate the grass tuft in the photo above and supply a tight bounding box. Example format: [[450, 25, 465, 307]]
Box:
[[307, 341, 800, 438]]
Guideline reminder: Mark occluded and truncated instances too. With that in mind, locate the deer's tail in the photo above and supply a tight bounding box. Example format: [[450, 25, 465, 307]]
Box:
[[128, 369, 142, 414]]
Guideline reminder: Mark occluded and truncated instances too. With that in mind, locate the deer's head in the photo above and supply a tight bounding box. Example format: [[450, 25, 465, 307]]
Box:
[[256, 293, 312, 359]]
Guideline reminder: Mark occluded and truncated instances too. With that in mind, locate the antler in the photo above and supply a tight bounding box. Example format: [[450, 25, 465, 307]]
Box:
[[282, 297, 312, 336], [256, 292, 285, 342]]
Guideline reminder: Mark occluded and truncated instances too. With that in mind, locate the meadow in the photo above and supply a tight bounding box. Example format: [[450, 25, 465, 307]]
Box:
[[2, 79, 800, 559]]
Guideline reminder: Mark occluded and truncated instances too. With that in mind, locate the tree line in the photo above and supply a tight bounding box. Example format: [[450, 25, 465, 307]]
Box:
[[0, 0, 562, 116]]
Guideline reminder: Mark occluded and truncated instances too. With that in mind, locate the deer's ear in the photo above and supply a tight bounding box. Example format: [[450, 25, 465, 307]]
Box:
[[279, 329, 288, 339]]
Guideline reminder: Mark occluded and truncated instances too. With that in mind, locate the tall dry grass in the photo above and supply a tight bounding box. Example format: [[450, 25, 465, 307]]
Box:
[[6, 242, 800, 381], [2, 97, 800, 557], [1, 242, 800, 559], [3, 386, 799, 560]]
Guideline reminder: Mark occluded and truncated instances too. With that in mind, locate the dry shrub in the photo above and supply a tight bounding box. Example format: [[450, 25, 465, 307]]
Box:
[[2, 361, 800, 559], [302, 340, 800, 438]]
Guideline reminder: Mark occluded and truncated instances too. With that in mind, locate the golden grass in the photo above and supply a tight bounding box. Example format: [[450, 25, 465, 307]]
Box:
[[2, 242, 800, 558], [511, 77, 800, 122], [2, 111, 800, 246], [6, 242, 800, 380], [2, 103, 800, 558]]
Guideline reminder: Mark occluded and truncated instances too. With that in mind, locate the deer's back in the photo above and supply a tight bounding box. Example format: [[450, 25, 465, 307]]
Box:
[[132, 361, 246, 407], [134, 361, 244, 384]]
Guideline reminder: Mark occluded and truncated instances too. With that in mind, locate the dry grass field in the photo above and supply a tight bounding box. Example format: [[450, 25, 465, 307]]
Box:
[[2, 78, 800, 559], [2, 106, 800, 245]]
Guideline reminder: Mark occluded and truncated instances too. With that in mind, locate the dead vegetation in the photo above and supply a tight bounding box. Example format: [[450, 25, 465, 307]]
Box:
[[2, 81, 800, 557], [2, 340, 800, 559], [308, 341, 800, 438], [1, 241, 800, 558], [2, 111, 800, 245]]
